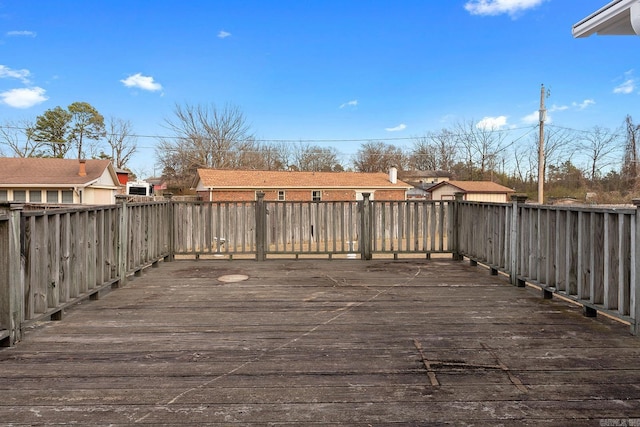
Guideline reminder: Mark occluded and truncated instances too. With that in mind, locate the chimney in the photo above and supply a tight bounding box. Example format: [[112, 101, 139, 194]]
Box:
[[78, 159, 87, 177], [389, 167, 397, 184]]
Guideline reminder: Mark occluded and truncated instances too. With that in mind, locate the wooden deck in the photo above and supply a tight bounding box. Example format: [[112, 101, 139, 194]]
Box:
[[1, 258, 640, 425]]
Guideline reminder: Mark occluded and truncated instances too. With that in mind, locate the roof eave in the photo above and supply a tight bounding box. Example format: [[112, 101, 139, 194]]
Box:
[[0, 183, 91, 189], [201, 185, 413, 191], [573, 0, 640, 37]]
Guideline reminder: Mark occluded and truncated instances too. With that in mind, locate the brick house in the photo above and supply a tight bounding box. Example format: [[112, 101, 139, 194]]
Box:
[[0, 158, 121, 205], [195, 168, 412, 202], [428, 180, 515, 203]]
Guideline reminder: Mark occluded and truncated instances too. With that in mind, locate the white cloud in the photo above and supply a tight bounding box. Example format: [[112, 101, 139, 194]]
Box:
[[477, 115, 508, 130], [0, 64, 31, 84], [614, 79, 635, 94], [522, 111, 539, 124], [218, 30, 231, 39], [7, 30, 36, 37], [521, 99, 594, 124], [548, 104, 569, 112], [0, 87, 48, 108], [339, 99, 358, 109], [120, 73, 163, 92], [385, 123, 406, 132], [464, 0, 547, 17], [573, 99, 595, 110]]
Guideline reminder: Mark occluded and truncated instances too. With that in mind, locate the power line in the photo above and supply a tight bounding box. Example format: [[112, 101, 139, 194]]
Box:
[[0, 123, 541, 145], [546, 123, 627, 138]]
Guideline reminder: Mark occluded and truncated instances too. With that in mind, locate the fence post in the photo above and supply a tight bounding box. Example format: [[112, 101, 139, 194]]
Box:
[[360, 193, 372, 260], [116, 201, 129, 288], [510, 195, 527, 287], [165, 195, 175, 262], [452, 193, 464, 260], [256, 192, 266, 261], [632, 199, 640, 335], [0, 205, 23, 346]]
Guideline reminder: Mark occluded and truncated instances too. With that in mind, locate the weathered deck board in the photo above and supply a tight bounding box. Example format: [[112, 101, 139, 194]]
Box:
[[1, 259, 640, 425]]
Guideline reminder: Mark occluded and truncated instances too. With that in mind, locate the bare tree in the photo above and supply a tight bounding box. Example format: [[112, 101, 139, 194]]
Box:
[[454, 120, 509, 180], [157, 136, 202, 189], [232, 140, 291, 170], [410, 129, 459, 171], [353, 141, 408, 173], [543, 126, 577, 171], [410, 135, 438, 171], [105, 117, 137, 169], [514, 126, 576, 187], [621, 115, 640, 188], [293, 144, 342, 171], [160, 103, 254, 170], [579, 126, 622, 182], [158, 103, 254, 187], [0, 119, 44, 157], [513, 142, 538, 185], [266, 142, 294, 170]]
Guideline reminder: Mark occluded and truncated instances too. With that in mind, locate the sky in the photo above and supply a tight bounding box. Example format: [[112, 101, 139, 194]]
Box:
[[0, 0, 639, 177]]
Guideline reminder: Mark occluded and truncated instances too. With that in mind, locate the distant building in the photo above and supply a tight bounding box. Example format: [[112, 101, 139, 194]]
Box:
[[0, 158, 121, 205], [399, 170, 453, 199], [126, 181, 154, 196], [145, 177, 168, 196], [194, 168, 412, 202], [115, 168, 130, 186], [428, 180, 515, 203]]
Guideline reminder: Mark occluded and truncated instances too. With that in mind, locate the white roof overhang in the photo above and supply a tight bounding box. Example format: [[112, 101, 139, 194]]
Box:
[[573, 0, 640, 37]]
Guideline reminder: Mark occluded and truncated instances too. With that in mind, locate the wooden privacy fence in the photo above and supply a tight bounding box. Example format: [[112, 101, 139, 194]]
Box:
[[172, 201, 257, 257], [2, 195, 451, 346], [456, 198, 640, 335], [171, 193, 453, 260], [0, 201, 171, 347], [3, 194, 640, 345]]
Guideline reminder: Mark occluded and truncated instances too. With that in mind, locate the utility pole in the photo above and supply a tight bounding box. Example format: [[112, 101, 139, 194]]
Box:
[[538, 84, 546, 204]]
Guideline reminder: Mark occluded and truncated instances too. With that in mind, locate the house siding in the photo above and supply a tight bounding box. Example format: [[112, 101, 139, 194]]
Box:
[[198, 188, 406, 202], [466, 193, 508, 203], [431, 185, 510, 203], [84, 187, 116, 205], [1, 188, 80, 204]]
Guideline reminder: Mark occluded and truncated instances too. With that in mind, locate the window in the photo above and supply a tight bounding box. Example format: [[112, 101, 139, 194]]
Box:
[[29, 190, 42, 203], [312, 190, 322, 201], [47, 190, 58, 203], [61, 190, 74, 204], [0, 190, 7, 201], [278, 190, 286, 201], [13, 190, 26, 202]]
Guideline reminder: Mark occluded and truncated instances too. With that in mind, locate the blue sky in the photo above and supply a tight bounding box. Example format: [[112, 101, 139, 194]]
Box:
[[0, 0, 638, 176]]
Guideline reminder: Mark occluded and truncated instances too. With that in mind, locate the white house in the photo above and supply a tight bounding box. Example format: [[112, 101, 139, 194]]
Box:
[[428, 181, 515, 203], [0, 158, 121, 205]]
